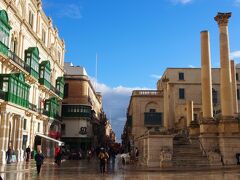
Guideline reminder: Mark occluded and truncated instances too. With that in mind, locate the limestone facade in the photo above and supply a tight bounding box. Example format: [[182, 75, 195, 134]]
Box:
[[62, 62, 109, 153], [123, 67, 240, 166], [0, 0, 65, 164]]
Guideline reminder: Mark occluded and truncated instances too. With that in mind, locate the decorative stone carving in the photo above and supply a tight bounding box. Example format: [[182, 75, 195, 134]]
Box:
[[207, 147, 222, 165], [159, 146, 172, 168], [214, 12, 231, 26]]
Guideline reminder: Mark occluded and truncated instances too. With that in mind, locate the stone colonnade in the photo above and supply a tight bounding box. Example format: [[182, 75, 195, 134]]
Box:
[[0, 112, 25, 164], [190, 12, 240, 165]]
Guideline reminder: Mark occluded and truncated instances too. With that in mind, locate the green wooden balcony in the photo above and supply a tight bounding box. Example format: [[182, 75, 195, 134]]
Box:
[[144, 112, 163, 126], [62, 105, 92, 118]]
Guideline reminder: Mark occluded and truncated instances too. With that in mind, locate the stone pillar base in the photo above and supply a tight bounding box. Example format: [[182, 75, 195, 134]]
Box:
[[219, 134, 240, 165], [160, 160, 172, 168], [189, 120, 200, 137], [0, 150, 6, 164], [199, 134, 222, 165], [218, 116, 239, 134], [200, 118, 218, 135]]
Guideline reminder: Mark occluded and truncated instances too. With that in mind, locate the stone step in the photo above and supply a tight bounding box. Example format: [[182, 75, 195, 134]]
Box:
[[173, 136, 209, 167]]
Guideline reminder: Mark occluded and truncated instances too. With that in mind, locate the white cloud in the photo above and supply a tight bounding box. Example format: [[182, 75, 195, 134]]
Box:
[[230, 51, 240, 59], [170, 0, 193, 5], [150, 74, 162, 79], [90, 78, 150, 141], [188, 65, 195, 68], [43, 1, 82, 19]]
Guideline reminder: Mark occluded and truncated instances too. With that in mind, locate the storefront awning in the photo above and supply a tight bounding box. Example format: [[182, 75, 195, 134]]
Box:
[[36, 133, 64, 146]]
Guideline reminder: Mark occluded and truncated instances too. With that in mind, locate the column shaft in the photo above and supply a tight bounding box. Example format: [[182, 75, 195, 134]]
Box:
[[219, 25, 233, 116], [186, 101, 193, 126], [231, 60, 238, 114], [201, 31, 213, 118]]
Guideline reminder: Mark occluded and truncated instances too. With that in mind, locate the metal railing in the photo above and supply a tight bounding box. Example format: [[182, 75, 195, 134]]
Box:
[[38, 108, 49, 116], [29, 103, 37, 112], [50, 84, 60, 96]]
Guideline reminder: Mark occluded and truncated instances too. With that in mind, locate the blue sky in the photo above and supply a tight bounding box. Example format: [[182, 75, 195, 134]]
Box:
[[43, 0, 240, 141]]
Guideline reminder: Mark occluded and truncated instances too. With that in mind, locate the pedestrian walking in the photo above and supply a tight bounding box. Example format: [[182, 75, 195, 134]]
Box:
[[87, 149, 92, 162], [98, 148, 109, 174], [54, 146, 62, 166], [6, 146, 12, 164], [25, 146, 31, 162], [35, 149, 44, 175]]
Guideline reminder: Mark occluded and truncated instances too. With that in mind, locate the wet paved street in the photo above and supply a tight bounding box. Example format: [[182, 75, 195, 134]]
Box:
[[1, 159, 240, 180]]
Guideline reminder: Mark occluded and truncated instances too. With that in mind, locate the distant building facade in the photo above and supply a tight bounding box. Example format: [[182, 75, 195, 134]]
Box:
[[122, 67, 240, 151], [0, 0, 65, 164], [62, 62, 110, 154]]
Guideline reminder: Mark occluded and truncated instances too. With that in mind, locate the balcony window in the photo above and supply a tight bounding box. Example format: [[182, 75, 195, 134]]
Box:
[[179, 88, 185, 99], [56, 77, 64, 98], [0, 73, 30, 108], [0, 10, 11, 56], [144, 112, 162, 126], [45, 97, 60, 119], [23, 119, 27, 130], [24, 47, 40, 79], [64, 83, 69, 98], [62, 105, 92, 118], [42, 29, 46, 44], [28, 10, 34, 28], [179, 72, 184, 80], [39, 61, 51, 89]]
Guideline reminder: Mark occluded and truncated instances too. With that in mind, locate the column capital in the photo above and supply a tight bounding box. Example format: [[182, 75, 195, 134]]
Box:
[[214, 12, 232, 26]]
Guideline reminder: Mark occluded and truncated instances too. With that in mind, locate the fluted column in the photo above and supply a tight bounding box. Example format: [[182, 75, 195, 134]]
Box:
[[215, 12, 234, 117], [201, 31, 213, 119], [231, 60, 238, 114]]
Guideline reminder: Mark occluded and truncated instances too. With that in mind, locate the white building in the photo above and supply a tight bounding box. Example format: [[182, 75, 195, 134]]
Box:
[[0, 0, 65, 164]]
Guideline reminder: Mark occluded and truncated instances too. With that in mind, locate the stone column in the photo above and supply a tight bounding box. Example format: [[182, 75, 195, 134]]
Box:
[[199, 30, 218, 159], [0, 112, 9, 164], [4, 113, 11, 151], [186, 101, 193, 127], [163, 81, 169, 129], [215, 12, 234, 117], [215, 12, 240, 165], [201, 31, 213, 119], [231, 60, 238, 114], [0, 112, 6, 164]]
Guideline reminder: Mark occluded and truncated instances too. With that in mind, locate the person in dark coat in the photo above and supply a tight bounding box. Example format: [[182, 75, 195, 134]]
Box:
[[26, 146, 31, 162], [6, 146, 12, 164], [35, 149, 44, 175]]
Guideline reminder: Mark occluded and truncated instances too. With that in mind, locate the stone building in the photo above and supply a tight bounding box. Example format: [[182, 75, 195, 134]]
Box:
[[122, 12, 240, 167], [62, 62, 110, 155], [0, 0, 65, 164]]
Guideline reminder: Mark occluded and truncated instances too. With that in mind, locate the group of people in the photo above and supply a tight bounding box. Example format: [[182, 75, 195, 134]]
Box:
[[4, 144, 137, 175]]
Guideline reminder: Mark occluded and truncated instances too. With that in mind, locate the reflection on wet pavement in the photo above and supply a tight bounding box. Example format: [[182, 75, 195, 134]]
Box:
[[1, 159, 240, 180]]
